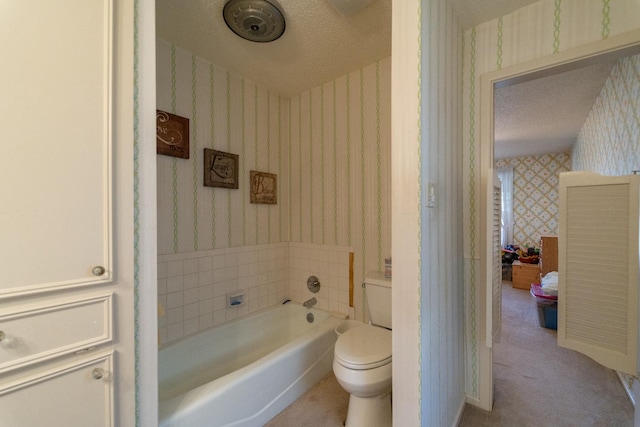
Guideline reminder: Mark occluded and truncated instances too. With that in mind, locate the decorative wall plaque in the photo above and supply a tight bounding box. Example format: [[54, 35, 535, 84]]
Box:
[[204, 149, 239, 189], [250, 171, 277, 204], [156, 110, 190, 159]]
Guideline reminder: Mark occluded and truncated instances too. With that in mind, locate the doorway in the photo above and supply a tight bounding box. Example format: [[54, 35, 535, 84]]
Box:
[[478, 30, 640, 412]]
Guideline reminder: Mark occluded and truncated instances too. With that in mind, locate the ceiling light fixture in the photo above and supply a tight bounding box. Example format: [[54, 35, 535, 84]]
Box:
[[223, 0, 286, 43]]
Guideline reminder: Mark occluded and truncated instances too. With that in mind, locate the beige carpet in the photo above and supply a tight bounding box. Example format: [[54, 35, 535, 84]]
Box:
[[268, 282, 633, 426], [459, 282, 633, 426], [265, 372, 349, 427]]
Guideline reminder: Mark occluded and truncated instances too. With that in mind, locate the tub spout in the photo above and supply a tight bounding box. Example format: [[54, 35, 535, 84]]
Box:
[[303, 297, 317, 308]]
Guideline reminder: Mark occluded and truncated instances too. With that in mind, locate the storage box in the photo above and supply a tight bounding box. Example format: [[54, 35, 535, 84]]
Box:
[[531, 284, 557, 330], [512, 260, 541, 290], [536, 301, 558, 330]]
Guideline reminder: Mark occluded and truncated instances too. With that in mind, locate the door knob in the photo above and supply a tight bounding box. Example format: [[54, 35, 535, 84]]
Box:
[[92, 368, 105, 380]]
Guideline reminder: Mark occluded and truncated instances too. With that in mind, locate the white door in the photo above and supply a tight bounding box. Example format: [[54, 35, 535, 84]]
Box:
[[0, 0, 136, 426], [558, 172, 639, 376], [487, 169, 502, 347]]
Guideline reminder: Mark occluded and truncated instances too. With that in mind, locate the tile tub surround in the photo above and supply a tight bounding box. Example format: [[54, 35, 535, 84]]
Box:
[[288, 243, 352, 316], [158, 243, 289, 345], [158, 242, 352, 345]]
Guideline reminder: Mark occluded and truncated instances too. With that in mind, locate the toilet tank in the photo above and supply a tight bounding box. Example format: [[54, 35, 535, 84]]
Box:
[[364, 272, 392, 329]]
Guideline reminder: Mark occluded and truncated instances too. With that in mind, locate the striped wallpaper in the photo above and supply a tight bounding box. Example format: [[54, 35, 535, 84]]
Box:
[[156, 39, 289, 255], [288, 58, 392, 315], [157, 39, 392, 326], [463, 0, 640, 402], [572, 53, 640, 175], [418, 0, 465, 425]]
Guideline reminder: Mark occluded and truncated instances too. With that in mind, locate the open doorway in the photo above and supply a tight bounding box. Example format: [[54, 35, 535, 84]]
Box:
[[477, 31, 640, 419]]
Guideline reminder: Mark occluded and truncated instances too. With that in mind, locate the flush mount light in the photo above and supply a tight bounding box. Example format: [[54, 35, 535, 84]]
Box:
[[223, 0, 286, 43]]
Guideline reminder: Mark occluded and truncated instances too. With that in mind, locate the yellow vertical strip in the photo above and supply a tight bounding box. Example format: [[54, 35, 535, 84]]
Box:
[[349, 252, 354, 308]]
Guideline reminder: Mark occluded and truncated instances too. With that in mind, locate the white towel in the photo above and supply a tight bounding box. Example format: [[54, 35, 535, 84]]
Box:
[[541, 272, 558, 296]]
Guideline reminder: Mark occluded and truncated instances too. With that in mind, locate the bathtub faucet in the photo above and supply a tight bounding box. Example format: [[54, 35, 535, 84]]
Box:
[[303, 297, 317, 308]]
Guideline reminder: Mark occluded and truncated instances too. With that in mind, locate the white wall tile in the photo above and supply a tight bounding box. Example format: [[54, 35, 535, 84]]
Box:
[[198, 257, 213, 272], [166, 307, 183, 326], [166, 260, 184, 277], [184, 273, 199, 289], [166, 323, 184, 342], [157, 278, 167, 296], [157, 262, 167, 279], [183, 258, 199, 274], [166, 276, 184, 293]]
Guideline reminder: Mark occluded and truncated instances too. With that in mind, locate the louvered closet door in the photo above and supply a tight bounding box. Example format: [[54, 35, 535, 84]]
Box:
[[558, 172, 639, 375], [487, 169, 502, 346]]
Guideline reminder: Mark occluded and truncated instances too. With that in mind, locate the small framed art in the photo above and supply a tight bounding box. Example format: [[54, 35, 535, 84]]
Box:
[[156, 110, 190, 159], [250, 170, 277, 204], [204, 148, 239, 189]]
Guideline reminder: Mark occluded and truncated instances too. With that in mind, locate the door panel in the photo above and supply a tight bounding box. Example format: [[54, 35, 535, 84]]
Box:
[[0, 293, 112, 373], [0, 0, 113, 297], [0, 0, 135, 425], [0, 351, 114, 427], [558, 172, 639, 375]]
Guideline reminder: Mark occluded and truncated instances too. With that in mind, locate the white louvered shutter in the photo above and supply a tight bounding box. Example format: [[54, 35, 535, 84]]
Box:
[[487, 169, 502, 346], [558, 172, 639, 375]]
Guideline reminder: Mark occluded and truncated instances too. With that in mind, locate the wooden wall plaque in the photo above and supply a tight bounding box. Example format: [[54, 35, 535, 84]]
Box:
[[250, 171, 277, 204], [156, 110, 189, 159], [204, 149, 239, 189]]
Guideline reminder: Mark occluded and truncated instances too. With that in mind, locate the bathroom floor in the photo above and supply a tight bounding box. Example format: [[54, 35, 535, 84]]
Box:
[[265, 372, 349, 427]]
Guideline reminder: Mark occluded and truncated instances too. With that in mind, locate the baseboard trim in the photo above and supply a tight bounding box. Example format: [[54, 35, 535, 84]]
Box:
[[465, 395, 481, 407], [616, 371, 636, 406], [452, 397, 466, 427]]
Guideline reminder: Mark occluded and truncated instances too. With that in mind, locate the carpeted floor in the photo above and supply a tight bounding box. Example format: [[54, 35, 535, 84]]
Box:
[[459, 282, 633, 427], [267, 282, 633, 426], [265, 371, 349, 427]]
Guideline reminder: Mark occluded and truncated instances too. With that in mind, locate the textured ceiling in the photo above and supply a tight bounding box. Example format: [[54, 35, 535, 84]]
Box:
[[494, 61, 616, 159], [156, 0, 622, 159], [156, 0, 392, 97], [155, 0, 541, 98]]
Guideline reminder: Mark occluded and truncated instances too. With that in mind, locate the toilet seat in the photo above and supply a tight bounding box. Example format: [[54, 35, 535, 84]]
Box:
[[335, 325, 391, 370]]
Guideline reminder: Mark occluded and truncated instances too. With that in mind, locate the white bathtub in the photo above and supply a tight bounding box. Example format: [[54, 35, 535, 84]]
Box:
[[159, 303, 342, 427]]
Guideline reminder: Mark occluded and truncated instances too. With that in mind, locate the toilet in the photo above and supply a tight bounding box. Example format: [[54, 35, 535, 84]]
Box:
[[333, 273, 392, 427]]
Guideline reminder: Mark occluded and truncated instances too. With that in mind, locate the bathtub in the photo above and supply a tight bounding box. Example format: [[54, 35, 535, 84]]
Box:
[[158, 303, 342, 427]]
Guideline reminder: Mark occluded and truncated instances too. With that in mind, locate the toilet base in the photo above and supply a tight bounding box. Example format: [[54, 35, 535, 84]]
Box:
[[345, 392, 391, 427]]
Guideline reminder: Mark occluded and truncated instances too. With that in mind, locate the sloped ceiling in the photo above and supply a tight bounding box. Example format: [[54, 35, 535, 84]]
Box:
[[494, 61, 616, 159], [157, 0, 618, 159]]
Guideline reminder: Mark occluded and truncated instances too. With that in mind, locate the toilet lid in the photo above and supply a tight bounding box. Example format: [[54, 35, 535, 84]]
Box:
[[335, 325, 392, 370]]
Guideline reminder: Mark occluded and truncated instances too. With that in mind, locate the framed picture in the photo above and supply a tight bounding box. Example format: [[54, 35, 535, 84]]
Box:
[[250, 171, 277, 204], [156, 110, 190, 159], [204, 149, 239, 189]]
